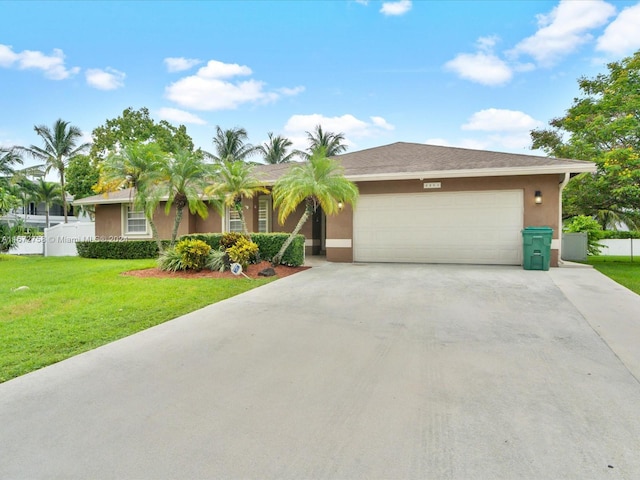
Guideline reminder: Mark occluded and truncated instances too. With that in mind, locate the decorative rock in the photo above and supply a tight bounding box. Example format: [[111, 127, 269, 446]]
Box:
[[258, 267, 276, 277]]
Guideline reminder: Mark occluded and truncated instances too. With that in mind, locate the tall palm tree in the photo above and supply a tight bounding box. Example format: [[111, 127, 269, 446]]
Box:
[[151, 149, 212, 246], [32, 179, 62, 228], [204, 159, 268, 238], [257, 132, 298, 164], [8, 178, 38, 222], [206, 126, 257, 162], [100, 142, 167, 251], [271, 147, 358, 265], [20, 119, 90, 223], [304, 125, 348, 158]]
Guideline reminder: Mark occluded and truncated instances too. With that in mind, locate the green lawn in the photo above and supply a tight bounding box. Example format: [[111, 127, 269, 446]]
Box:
[[587, 256, 640, 295], [0, 255, 271, 383]]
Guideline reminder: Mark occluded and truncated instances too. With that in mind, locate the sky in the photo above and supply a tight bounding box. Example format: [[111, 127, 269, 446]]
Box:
[[2, 0, 640, 168]]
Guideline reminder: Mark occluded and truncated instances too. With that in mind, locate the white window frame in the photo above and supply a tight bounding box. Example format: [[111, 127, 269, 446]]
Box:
[[226, 205, 244, 233], [122, 204, 150, 237], [258, 195, 271, 233]]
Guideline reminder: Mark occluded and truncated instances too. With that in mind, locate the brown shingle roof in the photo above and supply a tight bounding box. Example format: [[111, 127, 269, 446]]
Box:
[[75, 142, 595, 205]]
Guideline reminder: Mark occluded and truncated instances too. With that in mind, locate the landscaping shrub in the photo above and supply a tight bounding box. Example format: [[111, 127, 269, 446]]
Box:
[[157, 248, 184, 272], [76, 240, 170, 259], [601, 230, 640, 239], [180, 232, 305, 266], [564, 215, 605, 255], [175, 239, 211, 271], [226, 236, 259, 269], [206, 249, 227, 272], [220, 232, 245, 249]]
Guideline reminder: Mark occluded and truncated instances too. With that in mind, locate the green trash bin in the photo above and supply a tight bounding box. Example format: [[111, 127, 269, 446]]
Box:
[[522, 226, 553, 271]]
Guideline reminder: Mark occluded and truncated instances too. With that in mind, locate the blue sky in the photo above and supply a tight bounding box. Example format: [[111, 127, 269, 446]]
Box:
[[2, 0, 640, 166]]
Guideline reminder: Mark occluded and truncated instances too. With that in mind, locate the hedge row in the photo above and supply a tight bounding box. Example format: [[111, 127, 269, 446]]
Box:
[[181, 232, 305, 266], [77, 232, 306, 266], [601, 230, 640, 239], [76, 240, 170, 259]]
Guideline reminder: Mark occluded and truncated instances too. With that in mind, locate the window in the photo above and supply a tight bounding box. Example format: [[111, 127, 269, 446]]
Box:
[[227, 206, 244, 233], [258, 196, 271, 233], [126, 206, 147, 234]]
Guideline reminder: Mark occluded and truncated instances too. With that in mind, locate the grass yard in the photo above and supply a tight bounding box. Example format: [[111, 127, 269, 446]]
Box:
[[0, 255, 271, 383], [587, 256, 640, 295]]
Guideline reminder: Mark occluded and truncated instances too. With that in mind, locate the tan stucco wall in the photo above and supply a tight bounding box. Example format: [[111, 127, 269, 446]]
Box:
[[326, 174, 563, 266], [95, 204, 122, 239]]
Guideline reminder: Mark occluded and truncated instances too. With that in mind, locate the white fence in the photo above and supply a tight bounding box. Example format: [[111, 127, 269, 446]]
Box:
[[44, 222, 96, 257], [600, 239, 640, 257], [8, 237, 45, 255]]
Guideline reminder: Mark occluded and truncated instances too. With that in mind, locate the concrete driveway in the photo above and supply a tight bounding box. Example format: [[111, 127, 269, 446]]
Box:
[[1, 263, 640, 479]]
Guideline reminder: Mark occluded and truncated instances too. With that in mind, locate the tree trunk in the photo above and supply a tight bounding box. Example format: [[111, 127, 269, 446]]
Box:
[[45, 205, 50, 229], [236, 202, 252, 241], [60, 167, 68, 224], [148, 216, 163, 254], [171, 206, 184, 247], [272, 204, 312, 266]]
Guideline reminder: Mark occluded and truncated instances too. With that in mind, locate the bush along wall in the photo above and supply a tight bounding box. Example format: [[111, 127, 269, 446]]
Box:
[[180, 232, 305, 266], [601, 230, 640, 239], [76, 240, 170, 259]]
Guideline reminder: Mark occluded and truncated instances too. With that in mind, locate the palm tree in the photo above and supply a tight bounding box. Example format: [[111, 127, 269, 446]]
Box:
[[271, 147, 358, 265], [257, 132, 298, 164], [304, 125, 348, 158], [20, 119, 90, 223], [32, 179, 62, 228], [206, 126, 257, 162], [0, 148, 23, 184], [204, 159, 268, 238], [100, 142, 167, 251], [151, 149, 212, 246]]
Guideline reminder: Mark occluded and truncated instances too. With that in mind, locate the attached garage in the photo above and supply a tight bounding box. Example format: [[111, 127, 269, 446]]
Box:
[[353, 190, 523, 265]]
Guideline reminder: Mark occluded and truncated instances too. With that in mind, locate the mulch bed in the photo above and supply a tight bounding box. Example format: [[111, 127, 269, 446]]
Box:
[[122, 261, 310, 280]]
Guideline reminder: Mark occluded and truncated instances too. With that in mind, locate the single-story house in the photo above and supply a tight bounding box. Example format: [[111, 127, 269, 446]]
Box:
[[74, 142, 596, 267]]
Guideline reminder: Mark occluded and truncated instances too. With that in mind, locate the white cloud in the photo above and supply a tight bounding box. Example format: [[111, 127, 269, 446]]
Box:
[[85, 67, 126, 90], [157, 107, 207, 125], [0, 44, 79, 80], [445, 51, 512, 86], [283, 113, 395, 151], [380, 0, 412, 16], [462, 108, 542, 132], [164, 57, 202, 72], [509, 0, 616, 67], [596, 3, 640, 56], [165, 59, 303, 111]]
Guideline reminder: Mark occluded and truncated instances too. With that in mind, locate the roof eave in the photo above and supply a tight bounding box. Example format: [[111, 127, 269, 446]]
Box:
[[345, 164, 596, 182]]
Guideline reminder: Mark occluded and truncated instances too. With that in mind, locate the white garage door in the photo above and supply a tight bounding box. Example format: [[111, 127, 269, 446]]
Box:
[[353, 190, 523, 265]]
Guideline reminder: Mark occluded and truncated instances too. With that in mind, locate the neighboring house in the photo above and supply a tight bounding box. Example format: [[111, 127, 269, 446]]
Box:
[[2, 193, 84, 230], [74, 142, 595, 267]]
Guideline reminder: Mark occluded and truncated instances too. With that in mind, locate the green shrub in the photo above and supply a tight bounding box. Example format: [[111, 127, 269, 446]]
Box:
[[206, 249, 227, 272], [601, 230, 640, 239], [180, 233, 305, 266], [157, 248, 184, 272], [220, 232, 245, 249], [76, 240, 170, 259], [564, 215, 605, 255], [226, 237, 259, 269], [175, 239, 211, 271]]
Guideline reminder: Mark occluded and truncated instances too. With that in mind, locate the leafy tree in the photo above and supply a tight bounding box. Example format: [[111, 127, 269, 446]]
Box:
[[531, 50, 640, 227], [205, 159, 267, 238], [257, 132, 298, 164], [100, 142, 167, 251], [20, 119, 90, 223], [564, 215, 605, 256], [0, 188, 19, 217], [32, 179, 62, 228], [90, 107, 195, 161], [271, 147, 358, 265], [66, 154, 100, 200], [303, 125, 348, 158], [206, 126, 257, 162], [151, 149, 212, 246]]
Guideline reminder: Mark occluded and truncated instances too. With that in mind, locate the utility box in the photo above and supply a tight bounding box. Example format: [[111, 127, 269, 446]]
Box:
[[522, 227, 553, 271]]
